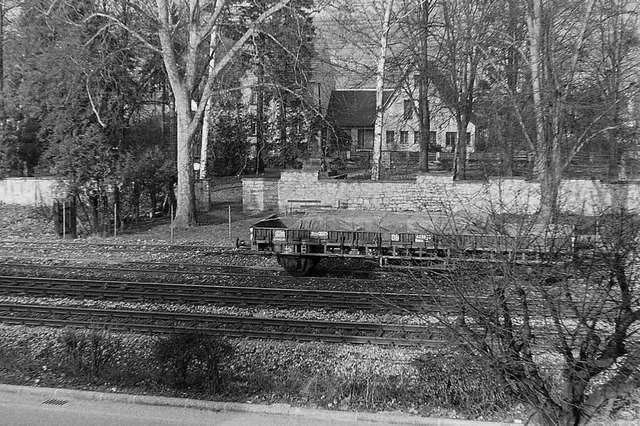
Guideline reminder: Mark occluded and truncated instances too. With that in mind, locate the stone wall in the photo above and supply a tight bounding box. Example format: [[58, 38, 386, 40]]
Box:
[[0, 178, 59, 206], [1, 177, 215, 213], [194, 180, 211, 211], [243, 177, 280, 212], [243, 170, 640, 216]]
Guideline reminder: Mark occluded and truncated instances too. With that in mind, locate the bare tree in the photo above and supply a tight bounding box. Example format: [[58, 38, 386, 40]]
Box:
[[0, 0, 4, 124], [415, 0, 435, 173], [434, 0, 498, 181], [480, 0, 527, 177], [518, 0, 640, 218], [199, 28, 218, 181], [523, 0, 598, 219], [390, 0, 437, 173], [89, 0, 292, 227], [155, 0, 292, 227], [0, 0, 19, 126], [591, 0, 640, 181], [421, 205, 640, 425], [371, 0, 394, 180]]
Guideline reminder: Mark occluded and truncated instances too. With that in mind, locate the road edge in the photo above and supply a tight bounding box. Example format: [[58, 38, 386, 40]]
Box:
[[0, 383, 518, 426]]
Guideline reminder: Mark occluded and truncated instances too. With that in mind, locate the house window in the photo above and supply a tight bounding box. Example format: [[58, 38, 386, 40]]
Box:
[[250, 119, 257, 136], [357, 129, 374, 150], [466, 132, 472, 146], [403, 100, 413, 120], [249, 88, 257, 105], [386, 130, 395, 148], [400, 131, 409, 146], [445, 132, 457, 147], [357, 129, 366, 149], [414, 131, 438, 145]]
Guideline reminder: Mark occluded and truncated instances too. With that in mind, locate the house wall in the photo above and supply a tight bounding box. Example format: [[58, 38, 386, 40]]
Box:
[[0, 178, 60, 206], [382, 90, 476, 154], [243, 170, 640, 216], [340, 90, 475, 156]]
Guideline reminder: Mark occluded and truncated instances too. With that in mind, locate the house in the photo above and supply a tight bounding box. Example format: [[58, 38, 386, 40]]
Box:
[[324, 85, 476, 166]]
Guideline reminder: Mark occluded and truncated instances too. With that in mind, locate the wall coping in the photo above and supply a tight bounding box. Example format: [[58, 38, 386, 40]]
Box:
[[242, 177, 280, 182]]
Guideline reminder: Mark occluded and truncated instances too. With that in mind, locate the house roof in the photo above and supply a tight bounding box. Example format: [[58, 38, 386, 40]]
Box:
[[325, 89, 393, 128]]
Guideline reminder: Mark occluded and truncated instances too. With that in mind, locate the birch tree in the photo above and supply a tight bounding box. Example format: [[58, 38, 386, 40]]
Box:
[[371, 0, 394, 180], [198, 29, 218, 180]]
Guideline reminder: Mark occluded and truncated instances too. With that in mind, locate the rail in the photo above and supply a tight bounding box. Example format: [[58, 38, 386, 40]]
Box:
[[0, 275, 427, 312], [0, 302, 443, 347]]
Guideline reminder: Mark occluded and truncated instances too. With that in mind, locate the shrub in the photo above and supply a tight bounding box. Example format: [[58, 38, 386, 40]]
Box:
[[153, 332, 234, 395], [412, 349, 516, 416], [57, 328, 122, 382]]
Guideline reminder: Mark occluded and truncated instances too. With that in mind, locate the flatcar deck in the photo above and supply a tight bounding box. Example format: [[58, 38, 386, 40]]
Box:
[[250, 211, 576, 275]]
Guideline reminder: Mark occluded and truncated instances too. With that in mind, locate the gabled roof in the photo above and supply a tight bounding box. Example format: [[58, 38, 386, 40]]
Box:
[[325, 89, 393, 128]]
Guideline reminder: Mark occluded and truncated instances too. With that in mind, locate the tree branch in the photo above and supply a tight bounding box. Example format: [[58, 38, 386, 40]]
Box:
[[83, 13, 161, 54]]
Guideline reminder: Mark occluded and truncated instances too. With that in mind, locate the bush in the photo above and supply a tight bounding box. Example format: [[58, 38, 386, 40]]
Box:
[[153, 332, 234, 395], [58, 328, 122, 382], [0, 326, 522, 420], [412, 349, 516, 416]]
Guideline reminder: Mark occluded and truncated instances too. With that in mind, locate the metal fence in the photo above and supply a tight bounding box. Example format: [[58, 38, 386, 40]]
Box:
[[340, 150, 639, 181]]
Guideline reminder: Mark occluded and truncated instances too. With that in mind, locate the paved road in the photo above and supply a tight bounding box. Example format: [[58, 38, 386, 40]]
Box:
[[0, 384, 513, 426], [1, 391, 374, 426]]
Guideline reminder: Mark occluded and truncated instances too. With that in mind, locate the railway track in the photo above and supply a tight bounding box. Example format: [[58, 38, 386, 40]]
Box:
[[0, 240, 240, 254], [0, 260, 284, 278], [0, 265, 396, 296], [0, 250, 385, 280], [0, 302, 443, 347], [0, 276, 428, 312]]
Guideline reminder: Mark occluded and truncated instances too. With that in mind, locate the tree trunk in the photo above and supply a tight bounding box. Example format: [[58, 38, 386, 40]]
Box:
[[279, 96, 287, 165], [255, 44, 266, 174], [418, 85, 430, 173], [371, 0, 394, 180], [417, 1, 431, 173], [153, 0, 292, 228], [200, 28, 218, 180], [173, 98, 196, 228], [89, 194, 99, 235], [539, 137, 562, 221], [0, 1, 4, 124], [527, 0, 557, 220], [526, 0, 596, 219], [200, 98, 212, 180], [453, 118, 468, 181], [503, 0, 521, 177]]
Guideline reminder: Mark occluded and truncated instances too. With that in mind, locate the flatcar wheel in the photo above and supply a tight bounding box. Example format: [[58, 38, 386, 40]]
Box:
[[278, 256, 318, 277]]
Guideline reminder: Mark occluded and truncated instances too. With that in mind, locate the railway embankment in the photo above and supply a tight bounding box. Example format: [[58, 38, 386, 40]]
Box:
[[1, 193, 639, 425], [0, 202, 529, 424]]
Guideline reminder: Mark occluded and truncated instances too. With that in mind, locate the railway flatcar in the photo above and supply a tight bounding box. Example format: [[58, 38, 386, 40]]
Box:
[[249, 211, 575, 276]]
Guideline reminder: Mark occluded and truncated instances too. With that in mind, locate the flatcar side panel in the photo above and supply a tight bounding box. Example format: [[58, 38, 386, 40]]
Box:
[[249, 212, 578, 273]]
